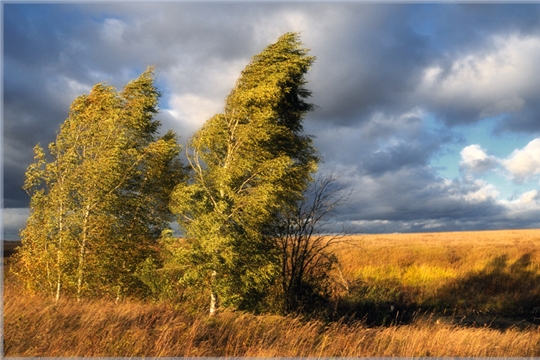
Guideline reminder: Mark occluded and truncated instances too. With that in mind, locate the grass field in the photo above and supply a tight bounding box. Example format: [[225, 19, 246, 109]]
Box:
[[4, 229, 540, 356], [333, 229, 540, 326]]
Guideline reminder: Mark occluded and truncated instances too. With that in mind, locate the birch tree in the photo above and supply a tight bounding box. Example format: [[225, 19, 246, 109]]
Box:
[[170, 32, 319, 314], [16, 67, 184, 300]]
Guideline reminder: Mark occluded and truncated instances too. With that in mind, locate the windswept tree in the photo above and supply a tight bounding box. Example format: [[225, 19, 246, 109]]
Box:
[[16, 67, 184, 301], [170, 32, 319, 314]]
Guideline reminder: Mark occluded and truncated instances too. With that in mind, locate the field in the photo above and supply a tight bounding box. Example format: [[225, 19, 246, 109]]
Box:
[[4, 229, 540, 356], [334, 229, 540, 327]]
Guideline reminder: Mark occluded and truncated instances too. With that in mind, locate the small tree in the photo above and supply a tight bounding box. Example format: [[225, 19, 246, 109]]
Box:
[[270, 172, 352, 314], [16, 67, 184, 301], [170, 32, 318, 314]]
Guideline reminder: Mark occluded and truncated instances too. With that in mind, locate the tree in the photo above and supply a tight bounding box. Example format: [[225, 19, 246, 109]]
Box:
[[15, 67, 184, 301], [170, 32, 318, 314], [269, 171, 352, 314]]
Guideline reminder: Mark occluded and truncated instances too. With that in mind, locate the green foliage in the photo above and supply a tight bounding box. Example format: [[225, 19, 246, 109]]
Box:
[[135, 229, 191, 302], [170, 32, 319, 312], [15, 67, 185, 301]]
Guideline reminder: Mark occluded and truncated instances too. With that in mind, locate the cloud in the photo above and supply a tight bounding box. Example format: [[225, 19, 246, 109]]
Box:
[[417, 34, 540, 130], [460, 144, 499, 174], [339, 165, 504, 222], [500, 190, 540, 227], [337, 166, 540, 233], [517, 190, 540, 204], [501, 138, 540, 182], [163, 93, 223, 138], [100, 18, 127, 44], [305, 5, 432, 126], [458, 137, 540, 185], [463, 179, 500, 203], [2, 208, 30, 239], [308, 108, 456, 180]]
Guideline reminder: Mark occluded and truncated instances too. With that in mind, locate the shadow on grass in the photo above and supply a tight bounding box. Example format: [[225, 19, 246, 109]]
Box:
[[332, 281, 420, 326], [334, 253, 540, 328], [428, 253, 540, 321]]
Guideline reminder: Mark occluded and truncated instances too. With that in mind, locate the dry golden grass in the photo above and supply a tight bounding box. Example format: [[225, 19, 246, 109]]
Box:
[[4, 280, 540, 357], [337, 229, 540, 274], [334, 229, 540, 315], [4, 229, 540, 356]]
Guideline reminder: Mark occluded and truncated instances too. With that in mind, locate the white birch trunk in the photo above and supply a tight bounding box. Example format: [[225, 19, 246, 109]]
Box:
[[76, 205, 90, 301], [209, 270, 218, 316], [55, 199, 64, 302]]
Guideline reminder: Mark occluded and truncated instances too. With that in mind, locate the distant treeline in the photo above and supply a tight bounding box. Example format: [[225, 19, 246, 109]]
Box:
[[4, 241, 21, 258]]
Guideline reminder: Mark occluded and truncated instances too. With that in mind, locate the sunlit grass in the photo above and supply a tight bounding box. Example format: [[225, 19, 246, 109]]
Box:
[[402, 264, 457, 287], [334, 229, 540, 312]]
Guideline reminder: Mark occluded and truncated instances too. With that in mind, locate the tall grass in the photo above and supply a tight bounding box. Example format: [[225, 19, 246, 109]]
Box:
[[334, 229, 540, 321], [4, 229, 540, 356], [4, 280, 540, 357]]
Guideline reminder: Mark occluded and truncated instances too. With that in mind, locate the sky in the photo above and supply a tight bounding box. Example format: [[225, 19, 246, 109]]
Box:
[[2, 2, 540, 238]]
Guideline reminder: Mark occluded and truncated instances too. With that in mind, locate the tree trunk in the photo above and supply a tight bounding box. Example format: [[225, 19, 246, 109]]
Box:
[[55, 199, 64, 302], [209, 270, 218, 316], [77, 206, 90, 301]]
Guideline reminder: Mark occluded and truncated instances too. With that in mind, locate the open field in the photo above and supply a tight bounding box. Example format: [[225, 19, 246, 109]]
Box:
[[4, 229, 540, 356], [333, 229, 540, 327]]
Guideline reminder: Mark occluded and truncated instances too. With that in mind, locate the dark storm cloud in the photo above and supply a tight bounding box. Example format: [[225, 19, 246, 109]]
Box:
[[411, 5, 540, 132], [4, 4, 98, 207], [3, 63, 68, 207], [497, 103, 540, 134], [73, 3, 295, 80], [407, 4, 540, 52], [304, 108, 506, 233], [305, 5, 432, 125], [307, 108, 458, 178], [361, 142, 436, 177], [334, 166, 513, 233], [306, 4, 540, 133]]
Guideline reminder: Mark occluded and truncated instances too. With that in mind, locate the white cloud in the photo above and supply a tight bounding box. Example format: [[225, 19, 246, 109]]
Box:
[[463, 179, 500, 203], [167, 94, 221, 127], [459, 137, 540, 185], [460, 144, 498, 174], [501, 138, 540, 182], [160, 57, 249, 137], [419, 34, 540, 120], [500, 190, 540, 224], [518, 190, 539, 204]]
